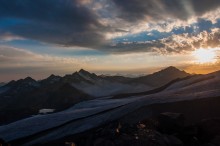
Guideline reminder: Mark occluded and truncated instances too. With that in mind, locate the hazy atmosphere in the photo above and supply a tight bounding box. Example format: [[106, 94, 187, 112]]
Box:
[[0, 0, 220, 81]]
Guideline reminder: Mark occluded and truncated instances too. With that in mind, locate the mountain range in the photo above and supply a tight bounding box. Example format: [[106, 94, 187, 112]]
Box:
[[1, 67, 220, 145], [0, 66, 190, 124]]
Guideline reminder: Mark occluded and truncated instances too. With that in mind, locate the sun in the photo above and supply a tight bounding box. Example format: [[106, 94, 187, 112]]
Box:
[[193, 48, 217, 64]]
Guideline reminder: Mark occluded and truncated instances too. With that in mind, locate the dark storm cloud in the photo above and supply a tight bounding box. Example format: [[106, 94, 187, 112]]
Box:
[[0, 0, 108, 47], [112, 0, 188, 21], [112, 0, 220, 21], [191, 0, 220, 15]]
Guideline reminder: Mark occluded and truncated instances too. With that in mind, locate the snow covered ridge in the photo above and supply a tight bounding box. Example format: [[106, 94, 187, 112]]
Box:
[[0, 70, 220, 145]]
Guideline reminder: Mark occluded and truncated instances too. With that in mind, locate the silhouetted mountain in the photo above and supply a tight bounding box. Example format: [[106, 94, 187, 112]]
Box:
[[79, 69, 92, 76], [21, 82, 91, 110], [99, 66, 190, 87], [99, 75, 132, 83], [61, 71, 94, 84], [3, 77, 40, 95], [72, 70, 150, 96], [6, 77, 38, 87], [40, 74, 61, 85], [78, 69, 100, 81], [133, 66, 190, 87], [0, 76, 92, 124]]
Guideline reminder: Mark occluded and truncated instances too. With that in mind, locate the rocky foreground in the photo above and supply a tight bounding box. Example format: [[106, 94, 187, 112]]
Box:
[[27, 113, 220, 146], [0, 95, 219, 146]]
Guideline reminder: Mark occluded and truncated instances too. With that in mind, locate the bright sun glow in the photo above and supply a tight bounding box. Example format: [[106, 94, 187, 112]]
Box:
[[193, 48, 217, 64]]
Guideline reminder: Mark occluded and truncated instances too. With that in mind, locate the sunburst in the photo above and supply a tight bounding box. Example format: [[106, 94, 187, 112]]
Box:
[[193, 48, 217, 64]]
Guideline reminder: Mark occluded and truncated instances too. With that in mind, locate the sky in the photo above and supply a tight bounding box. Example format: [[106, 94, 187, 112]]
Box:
[[0, 0, 220, 82]]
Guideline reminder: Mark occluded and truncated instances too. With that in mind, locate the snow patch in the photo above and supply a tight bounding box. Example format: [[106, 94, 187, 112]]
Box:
[[39, 109, 55, 114]]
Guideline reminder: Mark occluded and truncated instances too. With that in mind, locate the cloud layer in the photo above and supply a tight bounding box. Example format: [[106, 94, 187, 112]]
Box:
[[112, 0, 220, 21], [0, 46, 85, 77], [0, 0, 220, 54], [0, 0, 108, 47]]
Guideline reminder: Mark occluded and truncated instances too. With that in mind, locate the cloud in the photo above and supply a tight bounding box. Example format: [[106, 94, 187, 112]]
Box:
[[103, 28, 220, 54], [112, 0, 220, 22], [0, 32, 24, 42], [0, 46, 90, 74], [0, 0, 110, 47], [0, 0, 219, 54], [159, 28, 220, 53]]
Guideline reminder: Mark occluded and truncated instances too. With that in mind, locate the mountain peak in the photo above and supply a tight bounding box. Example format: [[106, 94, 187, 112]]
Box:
[[77, 69, 98, 82], [42, 74, 61, 84], [154, 66, 190, 77], [47, 74, 61, 79], [153, 66, 190, 77], [79, 69, 90, 74], [134, 66, 190, 87], [78, 69, 93, 76], [161, 66, 181, 72], [163, 66, 180, 72], [49, 74, 56, 78], [23, 77, 36, 82]]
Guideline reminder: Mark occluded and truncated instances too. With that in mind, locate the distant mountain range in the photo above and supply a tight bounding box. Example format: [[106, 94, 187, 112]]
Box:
[[0, 66, 190, 124]]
